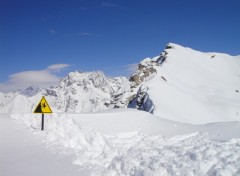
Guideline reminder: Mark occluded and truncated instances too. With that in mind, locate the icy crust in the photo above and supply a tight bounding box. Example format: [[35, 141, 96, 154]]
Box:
[[12, 113, 240, 176]]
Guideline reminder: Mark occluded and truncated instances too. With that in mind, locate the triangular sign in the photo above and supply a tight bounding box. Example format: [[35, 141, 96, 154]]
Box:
[[34, 96, 52, 114]]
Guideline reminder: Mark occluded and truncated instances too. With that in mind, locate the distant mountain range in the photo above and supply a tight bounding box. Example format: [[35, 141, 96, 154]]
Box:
[[1, 43, 239, 124]]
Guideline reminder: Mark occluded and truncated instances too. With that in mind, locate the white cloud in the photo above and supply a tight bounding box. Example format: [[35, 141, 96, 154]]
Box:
[[47, 64, 71, 72], [125, 64, 138, 74], [0, 64, 71, 92]]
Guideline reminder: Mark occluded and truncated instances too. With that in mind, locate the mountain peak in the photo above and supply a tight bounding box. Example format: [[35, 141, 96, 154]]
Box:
[[19, 85, 41, 97], [166, 42, 183, 49], [128, 42, 240, 123]]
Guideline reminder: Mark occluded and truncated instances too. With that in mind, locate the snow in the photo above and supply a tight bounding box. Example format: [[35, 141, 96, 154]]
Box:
[[54, 71, 129, 113], [1, 43, 240, 175], [1, 43, 239, 125], [143, 43, 240, 124], [0, 114, 86, 176], [3, 109, 240, 176]]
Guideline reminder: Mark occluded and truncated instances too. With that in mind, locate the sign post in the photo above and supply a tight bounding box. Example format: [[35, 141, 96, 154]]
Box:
[[42, 113, 44, 131], [33, 96, 52, 131]]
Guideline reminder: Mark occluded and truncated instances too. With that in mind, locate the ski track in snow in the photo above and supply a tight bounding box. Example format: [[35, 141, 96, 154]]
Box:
[[11, 113, 240, 176]]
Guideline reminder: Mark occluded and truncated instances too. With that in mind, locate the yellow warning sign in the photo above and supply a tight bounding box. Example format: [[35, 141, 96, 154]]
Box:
[[34, 96, 52, 114]]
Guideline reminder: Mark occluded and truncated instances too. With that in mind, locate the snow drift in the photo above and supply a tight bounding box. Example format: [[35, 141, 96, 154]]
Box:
[[10, 110, 240, 176]]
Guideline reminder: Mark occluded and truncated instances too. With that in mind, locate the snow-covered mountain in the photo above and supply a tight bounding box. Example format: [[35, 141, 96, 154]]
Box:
[[54, 71, 129, 112], [128, 43, 240, 124], [0, 71, 129, 113], [0, 43, 239, 124]]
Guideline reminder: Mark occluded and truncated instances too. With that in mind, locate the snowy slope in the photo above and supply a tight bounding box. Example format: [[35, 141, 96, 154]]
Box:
[[129, 43, 240, 124], [9, 109, 240, 176]]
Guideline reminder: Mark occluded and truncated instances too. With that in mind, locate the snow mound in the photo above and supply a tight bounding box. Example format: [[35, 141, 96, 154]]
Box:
[[11, 110, 240, 176]]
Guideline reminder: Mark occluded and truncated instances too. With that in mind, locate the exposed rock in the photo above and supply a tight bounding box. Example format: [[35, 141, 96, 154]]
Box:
[[129, 74, 142, 86], [124, 46, 170, 111], [129, 59, 158, 88], [128, 85, 154, 113], [161, 76, 167, 82], [44, 89, 57, 97], [165, 45, 173, 49]]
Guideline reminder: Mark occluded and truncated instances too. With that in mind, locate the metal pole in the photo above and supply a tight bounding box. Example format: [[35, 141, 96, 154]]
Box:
[[41, 113, 44, 131]]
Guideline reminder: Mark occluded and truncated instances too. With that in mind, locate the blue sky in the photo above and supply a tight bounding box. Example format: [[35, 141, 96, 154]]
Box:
[[0, 0, 240, 91]]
